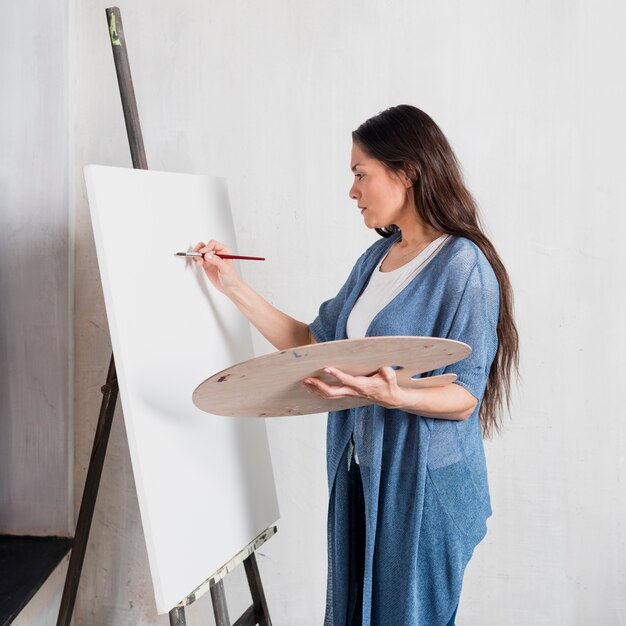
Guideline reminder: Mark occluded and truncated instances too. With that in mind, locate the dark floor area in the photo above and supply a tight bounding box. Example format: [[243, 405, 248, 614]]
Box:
[[0, 535, 72, 625]]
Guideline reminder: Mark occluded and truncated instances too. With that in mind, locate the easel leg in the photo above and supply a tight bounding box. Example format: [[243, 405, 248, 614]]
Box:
[[58, 9, 147, 624], [169, 605, 186, 626], [210, 578, 231, 626], [57, 356, 118, 626], [244, 553, 272, 626]]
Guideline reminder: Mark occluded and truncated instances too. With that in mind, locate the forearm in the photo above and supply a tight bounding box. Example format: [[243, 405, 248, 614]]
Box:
[[394, 383, 477, 420], [226, 281, 314, 350]]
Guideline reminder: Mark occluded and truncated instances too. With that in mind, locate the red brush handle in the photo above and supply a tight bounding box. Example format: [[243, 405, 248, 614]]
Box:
[[215, 254, 265, 261]]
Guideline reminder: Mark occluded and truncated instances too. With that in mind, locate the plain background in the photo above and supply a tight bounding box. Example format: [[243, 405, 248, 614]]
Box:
[[2, 0, 625, 624]]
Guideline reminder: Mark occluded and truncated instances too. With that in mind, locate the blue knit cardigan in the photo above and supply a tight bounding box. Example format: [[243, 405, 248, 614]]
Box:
[[308, 232, 500, 626]]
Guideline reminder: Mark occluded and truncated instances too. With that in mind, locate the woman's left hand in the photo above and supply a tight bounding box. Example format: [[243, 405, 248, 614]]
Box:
[[302, 366, 405, 409]]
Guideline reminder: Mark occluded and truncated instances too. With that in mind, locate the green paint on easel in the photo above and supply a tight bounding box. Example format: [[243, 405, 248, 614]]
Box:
[[108, 12, 121, 46]]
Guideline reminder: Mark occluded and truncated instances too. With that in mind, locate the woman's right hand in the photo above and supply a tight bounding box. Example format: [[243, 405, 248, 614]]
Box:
[[193, 239, 312, 351], [193, 240, 243, 295]]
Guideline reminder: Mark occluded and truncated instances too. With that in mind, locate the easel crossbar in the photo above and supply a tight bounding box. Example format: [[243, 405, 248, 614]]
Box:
[[173, 525, 277, 609]]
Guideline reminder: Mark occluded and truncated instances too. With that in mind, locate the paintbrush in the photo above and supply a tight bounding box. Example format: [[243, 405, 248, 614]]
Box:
[[174, 252, 265, 261]]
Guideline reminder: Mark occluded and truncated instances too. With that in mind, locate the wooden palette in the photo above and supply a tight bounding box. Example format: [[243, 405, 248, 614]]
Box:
[[193, 336, 471, 417]]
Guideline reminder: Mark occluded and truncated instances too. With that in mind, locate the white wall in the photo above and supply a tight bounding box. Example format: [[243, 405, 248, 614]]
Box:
[[67, 1, 626, 624], [0, 0, 71, 535]]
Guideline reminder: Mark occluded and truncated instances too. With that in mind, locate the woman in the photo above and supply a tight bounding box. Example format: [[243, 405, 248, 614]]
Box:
[[194, 104, 519, 626]]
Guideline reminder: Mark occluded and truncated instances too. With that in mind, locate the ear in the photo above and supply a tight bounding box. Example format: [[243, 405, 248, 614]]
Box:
[[401, 163, 417, 188]]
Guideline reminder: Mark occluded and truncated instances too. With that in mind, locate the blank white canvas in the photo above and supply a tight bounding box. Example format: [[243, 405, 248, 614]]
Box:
[[84, 165, 280, 613]]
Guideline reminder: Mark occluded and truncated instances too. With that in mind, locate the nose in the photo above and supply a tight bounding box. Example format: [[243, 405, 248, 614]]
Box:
[[349, 179, 359, 201]]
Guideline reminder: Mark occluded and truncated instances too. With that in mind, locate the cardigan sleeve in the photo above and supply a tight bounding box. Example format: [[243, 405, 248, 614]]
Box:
[[440, 261, 500, 402], [308, 255, 364, 343]]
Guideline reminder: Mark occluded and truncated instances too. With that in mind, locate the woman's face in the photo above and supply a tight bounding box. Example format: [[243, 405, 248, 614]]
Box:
[[349, 142, 413, 229]]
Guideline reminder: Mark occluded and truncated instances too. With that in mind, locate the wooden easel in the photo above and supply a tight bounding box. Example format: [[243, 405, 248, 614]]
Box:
[[57, 8, 274, 625], [168, 526, 275, 626]]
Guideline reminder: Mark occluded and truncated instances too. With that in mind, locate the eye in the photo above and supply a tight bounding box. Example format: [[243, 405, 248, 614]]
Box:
[[355, 173, 364, 180]]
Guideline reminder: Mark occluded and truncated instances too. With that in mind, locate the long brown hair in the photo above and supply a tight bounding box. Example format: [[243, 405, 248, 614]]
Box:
[[353, 104, 520, 438]]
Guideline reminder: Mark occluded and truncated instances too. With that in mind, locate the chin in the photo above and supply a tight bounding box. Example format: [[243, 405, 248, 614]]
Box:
[[362, 214, 376, 227], [364, 211, 391, 228]]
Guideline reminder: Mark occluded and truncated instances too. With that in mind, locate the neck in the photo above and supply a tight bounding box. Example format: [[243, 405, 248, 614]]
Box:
[[396, 219, 441, 248]]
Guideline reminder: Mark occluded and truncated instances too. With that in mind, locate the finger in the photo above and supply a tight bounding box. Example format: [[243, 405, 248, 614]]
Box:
[[303, 381, 326, 397], [203, 251, 223, 266], [306, 383, 355, 399], [379, 366, 397, 381], [304, 377, 360, 399], [323, 367, 364, 392], [193, 241, 206, 253], [198, 239, 216, 254], [204, 240, 232, 255]]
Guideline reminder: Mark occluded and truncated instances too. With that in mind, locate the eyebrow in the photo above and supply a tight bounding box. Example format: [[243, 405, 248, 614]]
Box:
[[351, 162, 364, 171]]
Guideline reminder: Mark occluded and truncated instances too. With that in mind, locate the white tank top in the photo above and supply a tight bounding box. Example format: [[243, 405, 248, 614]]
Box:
[[346, 233, 450, 339]]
